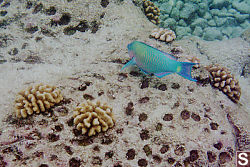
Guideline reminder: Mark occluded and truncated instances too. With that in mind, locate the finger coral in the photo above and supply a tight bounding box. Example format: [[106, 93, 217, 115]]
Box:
[[73, 100, 115, 136], [15, 83, 63, 118], [142, 0, 160, 25], [206, 64, 241, 103], [150, 28, 176, 43]]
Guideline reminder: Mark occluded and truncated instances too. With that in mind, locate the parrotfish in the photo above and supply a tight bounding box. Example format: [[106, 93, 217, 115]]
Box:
[[121, 41, 198, 82]]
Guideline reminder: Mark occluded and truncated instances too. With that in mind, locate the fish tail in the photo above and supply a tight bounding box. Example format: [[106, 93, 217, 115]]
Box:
[[177, 62, 198, 82], [121, 57, 136, 71]]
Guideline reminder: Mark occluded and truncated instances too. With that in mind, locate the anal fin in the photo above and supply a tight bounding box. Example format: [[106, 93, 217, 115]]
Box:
[[154, 72, 173, 78], [139, 68, 150, 75]]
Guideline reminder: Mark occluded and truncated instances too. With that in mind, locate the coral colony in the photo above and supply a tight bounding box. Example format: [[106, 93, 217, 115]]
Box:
[[206, 64, 241, 103], [73, 100, 115, 136], [15, 84, 63, 118], [142, 0, 160, 25], [150, 28, 176, 42]]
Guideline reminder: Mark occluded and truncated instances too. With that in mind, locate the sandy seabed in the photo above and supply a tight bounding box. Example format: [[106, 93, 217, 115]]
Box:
[[0, 0, 249, 167]]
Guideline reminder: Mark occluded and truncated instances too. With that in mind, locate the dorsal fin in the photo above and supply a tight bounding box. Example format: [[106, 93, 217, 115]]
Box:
[[137, 41, 178, 61]]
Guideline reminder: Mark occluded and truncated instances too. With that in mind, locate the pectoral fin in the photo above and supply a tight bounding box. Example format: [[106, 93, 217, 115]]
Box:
[[154, 72, 173, 78], [121, 57, 136, 71]]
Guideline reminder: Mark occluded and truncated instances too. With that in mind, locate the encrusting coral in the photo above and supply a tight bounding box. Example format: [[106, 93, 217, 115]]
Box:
[[206, 64, 241, 103], [142, 0, 160, 25], [15, 83, 63, 118], [150, 28, 176, 43], [73, 100, 115, 136]]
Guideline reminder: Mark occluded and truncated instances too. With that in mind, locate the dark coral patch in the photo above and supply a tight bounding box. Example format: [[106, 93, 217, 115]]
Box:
[[143, 145, 152, 156], [174, 145, 185, 156], [33, 3, 43, 14], [153, 155, 162, 163], [214, 141, 223, 150], [158, 84, 167, 91], [171, 83, 180, 89], [163, 113, 173, 121], [138, 159, 148, 167], [69, 157, 81, 167], [210, 122, 219, 130], [101, 0, 109, 8], [180, 110, 190, 120], [219, 152, 232, 164], [139, 113, 148, 122], [207, 151, 216, 163], [45, 6, 56, 15], [59, 13, 71, 25], [65, 145, 73, 155], [160, 145, 169, 154], [156, 123, 162, 131], [140, 78, 149, 89], [140, 129, 150, 140], [105, 151, 114, 159], [75, 20, 89, 32], [126, 149, 135, 160], [191, 113, 200, 121], [47, 133, 59, 142], [189, 150, 199, 162], [167, 157, 176, 164], [125, 102, 134, 115], [139, 97, 150, 103]]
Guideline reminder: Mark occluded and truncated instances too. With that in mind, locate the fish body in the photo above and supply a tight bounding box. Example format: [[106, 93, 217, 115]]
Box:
[[122, 41, 197, 81]]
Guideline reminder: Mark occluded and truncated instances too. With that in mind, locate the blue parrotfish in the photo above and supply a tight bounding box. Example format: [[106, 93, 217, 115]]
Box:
[[121, 41, 198, 82]]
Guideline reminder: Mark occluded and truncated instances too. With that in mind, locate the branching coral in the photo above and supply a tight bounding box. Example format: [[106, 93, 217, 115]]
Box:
[[206, 64, 241, 103], [73, 100, 115, 136], [143, 0, 160, 25], [15, 83, 63, 118], [150, 28, 176, 42]]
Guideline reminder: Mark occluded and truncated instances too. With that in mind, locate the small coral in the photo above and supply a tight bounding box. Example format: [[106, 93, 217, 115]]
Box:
[[150, 28, 176, 42], [187, 56, 200, 68], [206, 64, 241, 103], [142, 0, 160, 25], [73, 100, 115, 136], [15, 83, 63, 118]]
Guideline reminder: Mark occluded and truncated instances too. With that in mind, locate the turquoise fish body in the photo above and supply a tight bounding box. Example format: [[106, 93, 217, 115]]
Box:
[[121, 41, 198, 81]]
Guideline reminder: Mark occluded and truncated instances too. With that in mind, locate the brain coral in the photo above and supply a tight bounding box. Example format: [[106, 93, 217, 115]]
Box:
[[206, 64, 241, 103], [73, 100, 115, 136], [15, 83, 63, 118]]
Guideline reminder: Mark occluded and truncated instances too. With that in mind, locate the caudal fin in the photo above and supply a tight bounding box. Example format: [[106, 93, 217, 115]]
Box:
[[177, 62, 198, 82]]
